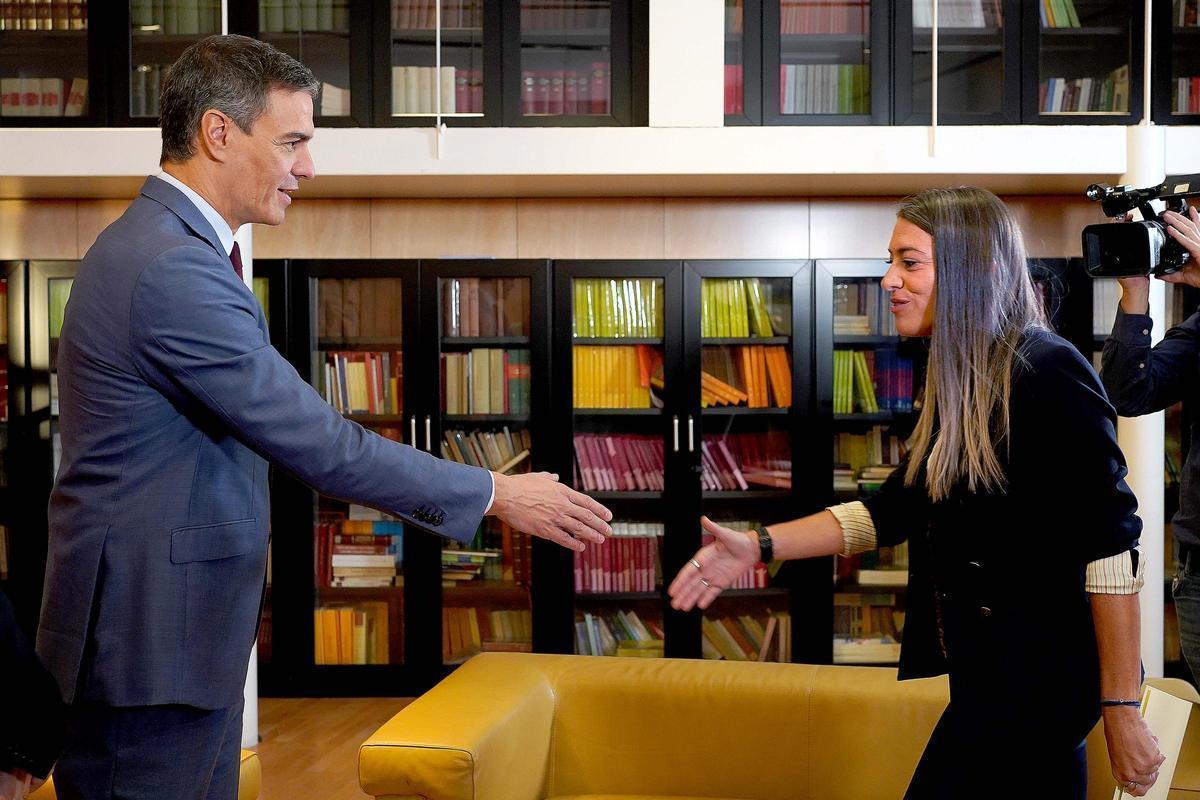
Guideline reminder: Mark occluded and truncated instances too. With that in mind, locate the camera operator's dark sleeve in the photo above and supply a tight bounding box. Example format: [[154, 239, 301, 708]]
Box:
[[0, 589, 66, 779], [1100, 307, 1200, 416]]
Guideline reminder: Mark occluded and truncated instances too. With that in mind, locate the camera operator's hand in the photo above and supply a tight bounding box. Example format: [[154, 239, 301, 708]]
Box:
[[1161, 205, 1200, 288], [1111, 213, 1152, 314]]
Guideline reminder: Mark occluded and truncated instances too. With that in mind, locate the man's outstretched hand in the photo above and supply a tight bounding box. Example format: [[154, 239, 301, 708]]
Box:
[[489, 471, 612, 552]]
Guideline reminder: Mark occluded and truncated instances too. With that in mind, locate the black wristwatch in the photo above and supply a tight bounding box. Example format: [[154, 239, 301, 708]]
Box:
[[754, 525, 774, 564]]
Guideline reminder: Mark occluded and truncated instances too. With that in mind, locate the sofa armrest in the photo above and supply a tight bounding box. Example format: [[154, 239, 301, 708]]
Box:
[[359, 653, 558, 800]]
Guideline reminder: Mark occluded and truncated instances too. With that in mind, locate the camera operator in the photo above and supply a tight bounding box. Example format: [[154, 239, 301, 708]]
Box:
[[1100, 205, 1200, 684]]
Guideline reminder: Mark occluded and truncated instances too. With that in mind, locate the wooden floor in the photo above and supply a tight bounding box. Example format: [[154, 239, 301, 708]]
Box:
[[255, 697, 414, 800]]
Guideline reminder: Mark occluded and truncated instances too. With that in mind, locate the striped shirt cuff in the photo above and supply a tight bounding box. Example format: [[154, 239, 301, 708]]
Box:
[[1085, 547, 1145, 594], [827, 501, 878, 556]]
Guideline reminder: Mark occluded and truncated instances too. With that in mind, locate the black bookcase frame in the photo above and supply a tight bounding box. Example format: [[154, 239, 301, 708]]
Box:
[[724, 0, 764, 126], [1020, 0, 1145, 124], [0, 11, 108, 127], [1151, 0, 1200, 125], [230, 0, 375, 128], [760, 0, 891, 126], [893, 0, 1022, 125]]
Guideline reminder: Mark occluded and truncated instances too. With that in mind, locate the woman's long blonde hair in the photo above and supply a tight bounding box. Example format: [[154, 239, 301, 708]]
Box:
[[900, 187, 1048, 501]]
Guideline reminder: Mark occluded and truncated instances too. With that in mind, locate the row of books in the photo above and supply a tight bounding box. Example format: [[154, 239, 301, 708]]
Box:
[[319, 82, 350, 117], [834, 347, 914, 414], [441, 548, 500, 584], [1092, 279, 1119, 336], [130, 65, 165, 119], [575, 610, 663, 658], [833, 635, 900, 664], [1172, 77, 1200, 114], [0, 78, 87, 117], [258, 0, 349, 33], [574, 523, 662, 594], [520, 67, 610, 116], [1039, 68, 1130, 114], [724, 64, 744, 115], [315, 516, 404, 588], [573, 345, 659, 409], [573, 434, 665, 493], [835, 592, 901, 639], [314, 602, 390, 664], [440, 426, 532, 475], [701, 346, 791, 408], [441, 348, 531, 415], [390, 66, 481, 116], [701, 278, 780, 338], [780, 1, 869, 35], [317, 278, 404, 340], [912, 0, 1002, 28], [837, 541, 909, 584], [392, 0, 481, 30], [573, 279, 664, 339], [520, 1, 608, 30], [833, 464, 896, 494], [462, 517, 533, 585], [320, 351, 402, 416], [0, 0, 86, 31], [780, 63, 869, 116], [1176, 0, 1199, 26], [835, 280, 899, 336], [131, 0, 219, 35], [701, 437, 789, 492], [833, 426, 906, 473], [442, 277, 530, 338], [702, 613, 791, 663], [1039, 0, 1081, 28], [444, 607, 532, 664]]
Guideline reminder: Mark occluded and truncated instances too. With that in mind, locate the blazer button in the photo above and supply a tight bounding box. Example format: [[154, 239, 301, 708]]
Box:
[[979, 606, 993, 617]]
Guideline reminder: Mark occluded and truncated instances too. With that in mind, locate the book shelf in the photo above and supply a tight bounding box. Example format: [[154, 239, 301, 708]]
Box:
[[0, 1, 101, 125], [1152, 0, 1200, 124]]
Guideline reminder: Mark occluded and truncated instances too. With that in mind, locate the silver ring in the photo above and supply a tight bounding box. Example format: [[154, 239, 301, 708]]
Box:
[[690, 559, 702, 571], [699, 578, 711, 588], [1127, 780, 1138, 791]]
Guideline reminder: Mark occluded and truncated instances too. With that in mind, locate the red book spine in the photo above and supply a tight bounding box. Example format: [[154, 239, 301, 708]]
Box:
[[521, 72, 536, 115], [564, 70, 579, 114], [548, 70, 564, 115], [534, 72, 550, 115], [590, 62, 607, 114]]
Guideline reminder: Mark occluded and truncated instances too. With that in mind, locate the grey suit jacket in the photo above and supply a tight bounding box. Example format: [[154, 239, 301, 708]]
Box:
[[37, 176, 492, 709]]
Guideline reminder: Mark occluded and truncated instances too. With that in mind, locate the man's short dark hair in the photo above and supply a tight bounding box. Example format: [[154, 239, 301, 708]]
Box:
[[159, 34, 319, 165]]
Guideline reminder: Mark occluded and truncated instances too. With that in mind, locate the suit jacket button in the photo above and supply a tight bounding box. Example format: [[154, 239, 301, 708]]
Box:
[[979, 606, 992, 617]]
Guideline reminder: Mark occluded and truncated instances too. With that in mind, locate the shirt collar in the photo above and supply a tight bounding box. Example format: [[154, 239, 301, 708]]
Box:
[[155, 170, 236, 257]]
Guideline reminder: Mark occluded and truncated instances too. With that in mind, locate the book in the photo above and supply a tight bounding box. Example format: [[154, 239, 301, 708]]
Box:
[[1112, 685, 1195, 800]]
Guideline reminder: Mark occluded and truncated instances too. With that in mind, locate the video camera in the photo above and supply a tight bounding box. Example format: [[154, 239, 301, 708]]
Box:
[[1081, 174, 1200, 277]]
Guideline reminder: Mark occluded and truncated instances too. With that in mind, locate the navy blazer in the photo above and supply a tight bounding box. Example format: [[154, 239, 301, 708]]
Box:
[[37, 176, 493, 709], [864, 329, 1141, 745]]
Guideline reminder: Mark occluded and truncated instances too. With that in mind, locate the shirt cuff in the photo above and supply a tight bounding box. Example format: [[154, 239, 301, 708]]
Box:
[[1085, 546, 1145, 594], [483, 471, 496, 514], [1111, 307, 1154, 345], [827, 501, 878, 555]]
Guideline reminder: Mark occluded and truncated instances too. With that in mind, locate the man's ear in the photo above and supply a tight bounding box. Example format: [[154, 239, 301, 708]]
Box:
[[196, 109, 232, 163]]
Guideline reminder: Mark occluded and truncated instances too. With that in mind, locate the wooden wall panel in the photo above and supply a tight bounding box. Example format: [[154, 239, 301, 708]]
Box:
[[370, 199, 517, 258], [517, 199, 664, 259], [77, 199, 133, 256], [808, 199, 901, 260], [0, 200, 78, 260], [252, 199, 371, 259], [664, 199, 809, 259], [1005, 196, 1099, 258]]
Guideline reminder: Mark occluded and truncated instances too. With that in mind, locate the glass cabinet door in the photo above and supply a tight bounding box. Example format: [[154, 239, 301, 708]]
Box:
[[125, 1, 222, 123], [896, 0, 1018, 124], [689, 263, 806, 664], [1026, 0, 1141, 121], [765, 0, 884, 124], [309, 270, 410, 669], [0, 1, 96, 124], [1162, 0, 1200, 120], [0, 267, 11, 588], [432, 271, 536, 665], [724, 0, 762, 124], [383, 0, 488, 123], [818, 261, 924, 667]]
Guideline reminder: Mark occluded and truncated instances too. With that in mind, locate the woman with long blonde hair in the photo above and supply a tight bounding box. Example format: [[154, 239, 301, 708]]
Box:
[[670, 187, 1162, 798]]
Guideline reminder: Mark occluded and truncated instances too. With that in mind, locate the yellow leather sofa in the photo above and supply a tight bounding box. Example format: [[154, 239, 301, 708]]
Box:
[[26, 748, 261, 800], [360, 653, 1200, 800]]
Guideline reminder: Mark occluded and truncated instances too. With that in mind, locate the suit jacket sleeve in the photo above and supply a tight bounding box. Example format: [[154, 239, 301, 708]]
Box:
[[1101, 307, 1200, 416], [128, 244, 492, 544], [860, 455, 931, 548]]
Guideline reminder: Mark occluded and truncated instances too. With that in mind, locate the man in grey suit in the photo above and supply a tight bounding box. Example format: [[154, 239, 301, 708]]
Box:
[[37, 35, 612, 800]]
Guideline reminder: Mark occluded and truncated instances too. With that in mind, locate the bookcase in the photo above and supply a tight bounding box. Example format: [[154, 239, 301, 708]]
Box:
[[1153, 0, 1200, 124], [0, 1, 104, 125], [0, 265, 12, 600]]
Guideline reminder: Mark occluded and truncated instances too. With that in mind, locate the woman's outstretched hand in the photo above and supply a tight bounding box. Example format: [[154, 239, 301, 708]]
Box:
[[668, 516, 758, 611]]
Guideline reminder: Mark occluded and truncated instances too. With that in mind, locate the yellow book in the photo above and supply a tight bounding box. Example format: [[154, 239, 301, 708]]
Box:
[[470, 348, 490, 414], [489, 349, 505, 414], [352, 609, 368, 664], [313, 610, 325, 665], [467, 607, 482, 650], [338, 606, 354, 665], [321, 607, 340, 665]]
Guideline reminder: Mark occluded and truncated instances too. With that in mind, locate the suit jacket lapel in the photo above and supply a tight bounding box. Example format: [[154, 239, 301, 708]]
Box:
[[139, 175, 226, 258]]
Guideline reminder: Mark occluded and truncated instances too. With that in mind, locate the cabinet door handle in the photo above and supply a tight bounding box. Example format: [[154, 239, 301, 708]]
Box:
[[687, 415, 695, 453], [672, 415, 680, 453], [410, 415, 417, 447], [425, 415, 432, 452]]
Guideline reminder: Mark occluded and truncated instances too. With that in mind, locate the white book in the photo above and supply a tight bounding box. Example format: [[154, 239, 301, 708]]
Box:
[[330, 554, 395, 568], [0, 79, 19, 117], [63, 77, 87, 117], [391, 66, 406, 114], [781, 65, 793, 114], [417, 66, 433, 114], [40, 77, 63, 116], [20, 77, 41, 116], [439, 65, 456, 113], [1112, 685, 1194, 800], [405, 65, 421, 113]]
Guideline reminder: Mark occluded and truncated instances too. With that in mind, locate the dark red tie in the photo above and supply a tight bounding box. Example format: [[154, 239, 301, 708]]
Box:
[[229, 241, 243, 281]]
